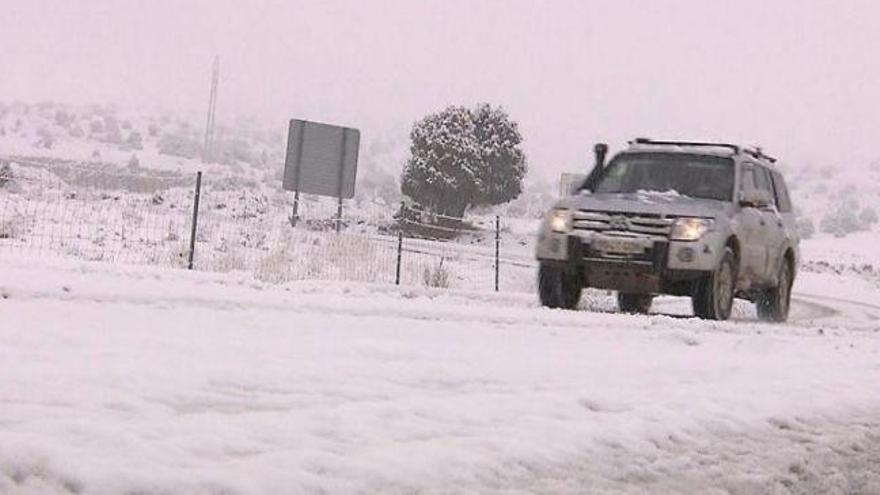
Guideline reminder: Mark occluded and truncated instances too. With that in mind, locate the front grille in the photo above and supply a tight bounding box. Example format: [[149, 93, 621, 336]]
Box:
[[572, 210, 674, 237]]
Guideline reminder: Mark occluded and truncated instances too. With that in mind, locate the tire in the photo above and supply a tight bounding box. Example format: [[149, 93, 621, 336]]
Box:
[[692, 247, 737, 321], [756, 260, 793, 322], [538, 263, 582, 309], [617, 293, 653, 314]]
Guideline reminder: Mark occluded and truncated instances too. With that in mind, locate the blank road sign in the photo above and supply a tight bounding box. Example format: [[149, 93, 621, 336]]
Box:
[[283, 119, 360, 199]]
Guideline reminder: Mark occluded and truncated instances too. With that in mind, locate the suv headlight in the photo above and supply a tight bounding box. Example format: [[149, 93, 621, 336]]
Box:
[[670, 218, 714, 241], [549, 209, 573, 233]]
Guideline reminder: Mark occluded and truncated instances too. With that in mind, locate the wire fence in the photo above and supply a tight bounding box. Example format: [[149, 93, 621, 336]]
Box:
[[0, 158, 539, 293], [0, 159, 194, 266]]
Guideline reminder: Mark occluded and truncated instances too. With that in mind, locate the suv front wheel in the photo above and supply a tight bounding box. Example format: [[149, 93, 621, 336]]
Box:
[[618, 293, 653, 314], [757, 260, 793, 322], [692, 247, 737, 321], [538, 263, 582, 309]]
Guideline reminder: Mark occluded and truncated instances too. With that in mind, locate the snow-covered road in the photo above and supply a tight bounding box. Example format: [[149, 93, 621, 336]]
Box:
[[1, 257, 879, 494]]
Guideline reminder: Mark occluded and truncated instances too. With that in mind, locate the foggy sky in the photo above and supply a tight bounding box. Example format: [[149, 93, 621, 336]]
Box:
[[3, 0, 880, 178]]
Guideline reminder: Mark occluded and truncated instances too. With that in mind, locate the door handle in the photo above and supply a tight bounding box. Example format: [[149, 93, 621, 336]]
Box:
[[759, 219, 766, 227]]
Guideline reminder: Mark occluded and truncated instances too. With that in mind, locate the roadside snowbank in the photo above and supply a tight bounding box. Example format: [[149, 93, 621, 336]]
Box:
[[1, 256, 879, 494]]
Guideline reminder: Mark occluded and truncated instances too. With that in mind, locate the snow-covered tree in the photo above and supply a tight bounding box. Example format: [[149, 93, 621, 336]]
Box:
[[471, 103, 527, 206], [401, 104, 527, 218]]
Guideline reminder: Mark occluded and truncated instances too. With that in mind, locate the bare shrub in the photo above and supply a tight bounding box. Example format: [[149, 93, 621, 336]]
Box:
[[156, 241, 189, 268], [0, 161, 12, 188], [255, 230, 389, 284], [255, 248, 291, 284], [0, 218, 19, 239], [423, 258, 450, 288], [212, 240, 246, 272]]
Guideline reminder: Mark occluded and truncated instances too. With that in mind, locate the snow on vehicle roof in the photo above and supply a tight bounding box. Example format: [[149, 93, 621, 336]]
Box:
[[625, 143, 738, 157], [622, 143, 782, 169]]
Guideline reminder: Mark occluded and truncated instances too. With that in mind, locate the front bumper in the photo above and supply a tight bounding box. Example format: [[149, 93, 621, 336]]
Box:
[[536, 232, 720, 294]]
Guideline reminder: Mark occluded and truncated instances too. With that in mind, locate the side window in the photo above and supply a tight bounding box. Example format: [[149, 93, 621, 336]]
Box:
[[754, 166, 774, 195], [741, 165, 757, 192], [770, 171, 793, 212]]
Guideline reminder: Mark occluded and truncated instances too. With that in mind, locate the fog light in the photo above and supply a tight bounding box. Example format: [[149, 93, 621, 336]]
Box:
[[549, 238, 561, 253], [677, 247, 695, 263]]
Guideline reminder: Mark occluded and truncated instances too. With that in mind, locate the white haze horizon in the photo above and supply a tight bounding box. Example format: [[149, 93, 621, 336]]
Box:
[[3, 0, 880, 180]]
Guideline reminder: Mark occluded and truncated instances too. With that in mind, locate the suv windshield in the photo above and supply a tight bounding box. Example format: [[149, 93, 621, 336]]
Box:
[[591, 153, 735, 201]]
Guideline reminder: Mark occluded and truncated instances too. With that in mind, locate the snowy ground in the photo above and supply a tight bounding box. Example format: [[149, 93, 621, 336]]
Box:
[[2, 255, 879, 494]]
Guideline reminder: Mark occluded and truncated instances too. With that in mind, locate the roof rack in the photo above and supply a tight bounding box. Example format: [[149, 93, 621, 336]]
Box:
[[630, 138, 740, 153], [630, 138, 776, 163], [742, 146, 777, 163]]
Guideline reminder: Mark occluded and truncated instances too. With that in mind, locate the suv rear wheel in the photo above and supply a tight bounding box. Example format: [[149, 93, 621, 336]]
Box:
[[757, 260, 793, 322], [692, 247, 737, 321], [538, 263, 582, 309], [617, 293, 653, 314]]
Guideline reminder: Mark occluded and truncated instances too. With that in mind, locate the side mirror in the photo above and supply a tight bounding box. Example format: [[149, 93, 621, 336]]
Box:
[[739, 189, 773, 208]]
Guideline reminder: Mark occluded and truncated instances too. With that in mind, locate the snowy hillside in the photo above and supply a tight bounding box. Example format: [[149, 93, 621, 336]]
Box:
[[0, 101, 410, 207]]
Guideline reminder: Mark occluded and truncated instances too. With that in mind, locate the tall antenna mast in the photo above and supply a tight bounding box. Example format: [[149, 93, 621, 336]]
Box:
[[202, 56, 219, 162]]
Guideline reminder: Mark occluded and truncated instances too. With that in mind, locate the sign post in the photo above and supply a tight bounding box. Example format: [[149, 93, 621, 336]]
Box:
[[282, 119, 360, 230], [287, 122, 306, 226]]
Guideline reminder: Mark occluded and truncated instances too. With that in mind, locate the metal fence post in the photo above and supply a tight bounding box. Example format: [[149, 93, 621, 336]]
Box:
[[395, 231, 403, 285], [494, 215, 500, 292], [187, 171, 202, 270]]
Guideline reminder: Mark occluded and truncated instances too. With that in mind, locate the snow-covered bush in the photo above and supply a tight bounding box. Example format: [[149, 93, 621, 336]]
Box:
[[860, 206, 878, 229], [127, 154, 140, 171], [104, 116, 122, 144], [820, 204, 863, 237], [69, 125, 85, 138], [158, 133, 201, 159], [796, 216, 815, 239], [123, 131, 143, 151], [213, 136, 256, 166], [35, 127, 53, 149], [89, 119, 104, 134], [54, 110, 72, 127]]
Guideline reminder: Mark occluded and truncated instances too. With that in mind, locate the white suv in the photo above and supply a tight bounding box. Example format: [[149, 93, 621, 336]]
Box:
[[536, 139, 799, 321]]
